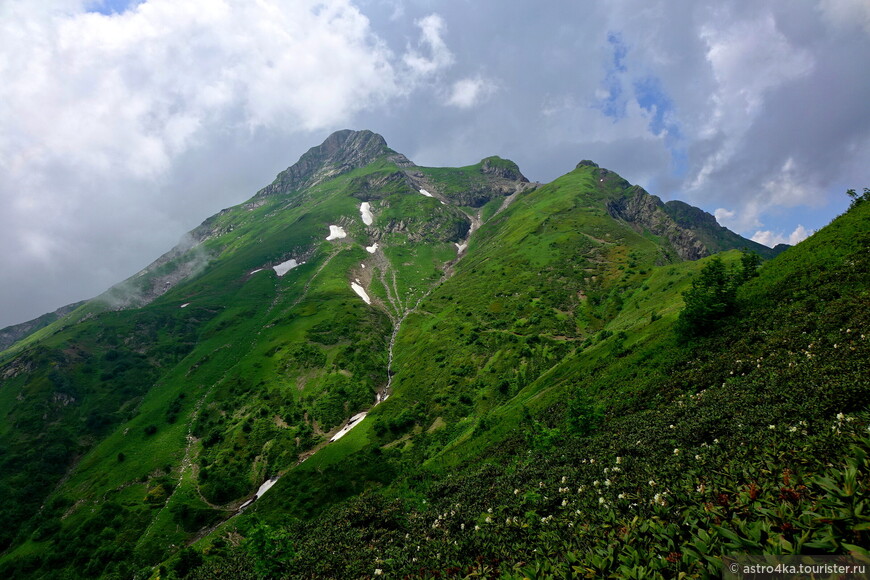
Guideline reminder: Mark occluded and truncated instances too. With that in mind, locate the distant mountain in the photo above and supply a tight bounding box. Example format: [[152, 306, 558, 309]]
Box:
[[0, 300, 85, 352], [1, 130, 863, 580], [661, 199, 786, 258]]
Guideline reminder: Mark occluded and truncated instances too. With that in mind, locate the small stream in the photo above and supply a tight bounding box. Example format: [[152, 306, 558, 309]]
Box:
[[198, 210, 476, 536]]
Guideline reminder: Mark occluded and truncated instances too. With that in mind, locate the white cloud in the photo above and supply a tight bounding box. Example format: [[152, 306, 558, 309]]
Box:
[[688, 13, 815, 191], [403, 13, 454, 76], [751, 224, 809, 247], [445, 76, 496, 109], [717, 157, 821, 232], [760, 157, 817, 208], [1, 1, 868, 329], [0, 0, 408, 181], [789, 224, 809, 244], [0, 0, 459, 327], [713, 207, 736, 224]]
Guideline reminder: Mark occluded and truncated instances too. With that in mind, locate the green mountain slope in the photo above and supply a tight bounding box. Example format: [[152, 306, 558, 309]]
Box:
[[196, 185, 869, 580], [0, 131, 864, 579]]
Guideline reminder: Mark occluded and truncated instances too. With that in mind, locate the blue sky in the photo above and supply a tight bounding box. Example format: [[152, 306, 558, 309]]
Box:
[[598, 33, 689, 188], [0, 0, 868, 327], [86, 0, 139, 15]]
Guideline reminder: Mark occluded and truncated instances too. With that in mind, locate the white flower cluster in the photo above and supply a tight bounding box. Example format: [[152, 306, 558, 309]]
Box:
[[832, 413, 854, 435]]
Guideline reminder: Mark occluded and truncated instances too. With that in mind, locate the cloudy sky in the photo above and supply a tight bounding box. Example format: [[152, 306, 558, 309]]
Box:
[[1, 0, 869, 328]]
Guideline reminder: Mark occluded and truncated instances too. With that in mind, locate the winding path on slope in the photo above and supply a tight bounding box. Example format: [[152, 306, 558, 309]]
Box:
[[185, 183, 504, 547]]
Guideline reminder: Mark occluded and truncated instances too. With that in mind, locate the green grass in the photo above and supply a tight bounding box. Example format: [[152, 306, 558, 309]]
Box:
[[2, 150, 865, 579], [182, 200, 870, 579]]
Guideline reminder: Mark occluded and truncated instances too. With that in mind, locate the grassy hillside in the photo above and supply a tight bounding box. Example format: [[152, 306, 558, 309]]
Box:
[[0, 144, 529, 578], [185, 195, 869, 578], [1, 134, 864, 579]]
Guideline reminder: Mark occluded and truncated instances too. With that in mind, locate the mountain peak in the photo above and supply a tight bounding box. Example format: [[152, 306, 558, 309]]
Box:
[[321, 128, 384, 150], [257, 129, 412, 197]]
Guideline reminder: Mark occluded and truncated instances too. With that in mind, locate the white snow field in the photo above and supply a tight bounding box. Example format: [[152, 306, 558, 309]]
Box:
[[273, 259, 300, 276], [351, 281, 371, 304], [419, 188, 433, 197], [326, 225, 347, 240], [365, 243, 379, 253], [359, 202, 374, 225]]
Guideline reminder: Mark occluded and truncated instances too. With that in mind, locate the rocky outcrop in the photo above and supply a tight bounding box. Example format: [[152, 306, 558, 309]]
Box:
[[607, 187, 708, 261], [348, 171, 416, 201], [404, 157, 532, 209], [480, 157, 528, 182], [380, 213, 471, 244], [256, 130, 413, 198]]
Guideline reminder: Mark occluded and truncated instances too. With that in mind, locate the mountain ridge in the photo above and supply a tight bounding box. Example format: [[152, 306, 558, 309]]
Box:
[[1, 130, 781, 355]]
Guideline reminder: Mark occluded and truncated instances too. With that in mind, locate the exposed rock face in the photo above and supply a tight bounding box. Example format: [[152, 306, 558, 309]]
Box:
[[405, 157, 532, 209], [596, 164, 784, 260], [607, 187, 709, 261], [663, 200, 784, 259], [380, 214, 470, 243], [256, 130, 413, 197], [444, 184, 513, 208], [348, 171, 416, 202], [662, 200, 720, 230], [480, 157, 528, 182]]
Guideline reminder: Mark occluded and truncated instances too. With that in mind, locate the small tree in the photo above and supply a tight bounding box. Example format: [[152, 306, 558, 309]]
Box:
[[847, 187, 870, 209], [737, 250, 762, 283], [676, 257, 737, 340]]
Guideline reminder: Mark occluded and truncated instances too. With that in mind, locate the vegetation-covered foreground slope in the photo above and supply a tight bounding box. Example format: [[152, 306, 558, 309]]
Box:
[[194, 185, 869, 579], [0, 131, 866, 579]]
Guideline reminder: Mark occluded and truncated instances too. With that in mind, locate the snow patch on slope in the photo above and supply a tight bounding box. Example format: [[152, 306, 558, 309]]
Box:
[[351, 281, 371, 304], [326, 225, 347, 240], [365, 243, 379, 254], [273, 259, 301, 276], [330, 412, 367, 442], [359, 202, 373, 225], [419, 188, 433, 197], [254, 477, 278, 498]]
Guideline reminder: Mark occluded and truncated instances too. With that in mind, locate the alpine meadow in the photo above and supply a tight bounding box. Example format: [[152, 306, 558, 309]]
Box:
[[0, 130, 868, 579]]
